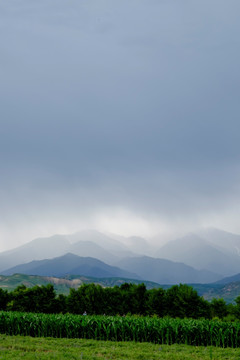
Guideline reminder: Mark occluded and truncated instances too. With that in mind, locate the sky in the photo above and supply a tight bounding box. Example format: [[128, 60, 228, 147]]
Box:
[[1, 0, 240, 251]]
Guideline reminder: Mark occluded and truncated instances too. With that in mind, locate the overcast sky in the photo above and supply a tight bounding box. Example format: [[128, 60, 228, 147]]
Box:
[[1, 0, 240, 250]]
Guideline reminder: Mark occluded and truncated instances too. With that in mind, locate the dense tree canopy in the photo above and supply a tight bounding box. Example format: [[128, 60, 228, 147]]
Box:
[[0, 283, 239, 320]]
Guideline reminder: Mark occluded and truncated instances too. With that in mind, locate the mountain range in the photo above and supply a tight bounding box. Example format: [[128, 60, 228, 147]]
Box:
[[1, 228, 240, 286], [1, 253, 138, 279], [2, 252, 221, 284], [0, 230, 135, 273]]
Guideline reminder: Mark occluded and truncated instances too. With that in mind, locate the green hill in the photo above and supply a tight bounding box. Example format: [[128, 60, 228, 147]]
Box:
[[0, 273, 160, 294]]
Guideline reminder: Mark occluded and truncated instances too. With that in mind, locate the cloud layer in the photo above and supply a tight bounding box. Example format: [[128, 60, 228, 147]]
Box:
[[1, 0, 240, 250]]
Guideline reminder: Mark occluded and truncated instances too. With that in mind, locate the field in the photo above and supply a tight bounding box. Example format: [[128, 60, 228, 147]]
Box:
[[1, 311, 240, 359], [1, 312, 240, 348], [1, 335, 240, 360]]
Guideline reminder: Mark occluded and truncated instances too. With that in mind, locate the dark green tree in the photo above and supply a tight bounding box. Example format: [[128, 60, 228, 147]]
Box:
[[165, 284, 210, 318], [7, 284, 57, 313], [234, 296, 240, 320], [104, 286, 123, 315], [147, 288, 165, 316], [210, 298, 228, 319], [133, 283, 148, 315], [56, 294, 67, 313], [120, 283, 138, 315], [0, 288, 10, 311], [84, 284, 104, 314], [67, 288, 85, 314]]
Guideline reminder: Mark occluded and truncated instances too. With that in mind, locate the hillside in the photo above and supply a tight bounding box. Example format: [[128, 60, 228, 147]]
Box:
[[192, 282, 240, 304], [1, 273, 240, 303], [1, 253, 140, 279], [214, 273, 240, 285], [0, 273, 160, 294], [116, 256, 221, 284]]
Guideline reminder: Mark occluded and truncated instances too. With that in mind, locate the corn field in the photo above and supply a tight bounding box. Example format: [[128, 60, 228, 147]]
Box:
[[0, 311, 240, 347]]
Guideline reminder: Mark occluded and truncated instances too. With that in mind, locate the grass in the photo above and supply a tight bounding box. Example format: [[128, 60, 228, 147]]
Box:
[[0, 335, 240, 359]]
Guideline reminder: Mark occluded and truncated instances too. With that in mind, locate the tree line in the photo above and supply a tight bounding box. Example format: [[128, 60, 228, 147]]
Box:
[[0, 283, 240, 320]]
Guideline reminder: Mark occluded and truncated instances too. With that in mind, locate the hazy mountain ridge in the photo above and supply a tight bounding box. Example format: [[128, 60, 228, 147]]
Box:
[[2, 227, 240, 302], [116, 256, 221, 284], [2, 253, 221, 284], [1, 253, 140, 279], [214, 273, 240, 285], [2, 227, 240, 284], [0, 230, 137, 272], [156, 232, 240, 276], [0, 235, 70, 273], [197, 228, 240, 256], [2, 252, 221, 284]]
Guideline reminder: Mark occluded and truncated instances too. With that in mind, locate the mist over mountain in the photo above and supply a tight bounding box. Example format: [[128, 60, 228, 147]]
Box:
[[156, 232, 240, 277], [0, 235, 70, 273], [0, 230, 136, 272], [69, 240, 118, 264], [1, 1, 240, 265], [196, 228, 240, 256], [68, 230, 136, 259], [106, 233, 154, 256], [1, 1, 240, 283], [2, 227, 240, 284], [116, 256, 222, 284]]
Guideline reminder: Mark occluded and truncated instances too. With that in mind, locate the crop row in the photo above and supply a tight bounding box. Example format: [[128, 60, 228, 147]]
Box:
[[1, 311, 240, 347]]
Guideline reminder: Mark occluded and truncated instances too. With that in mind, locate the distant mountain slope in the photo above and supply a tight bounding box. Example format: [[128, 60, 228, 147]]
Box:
[[106, 233, 155, 256], [117, 256, 222, 284], [0, 230, 137, 272], [1, 253, 140, 279], [214, 273, 240, 285], [67, 230, 126, 250], [0, 235, 71, 272], [69, 240, 118, 264], [67, 230, 136, 258], [192, 282, 240, 304], [156, 233, 240, 276], [197, 228, 240, 256]]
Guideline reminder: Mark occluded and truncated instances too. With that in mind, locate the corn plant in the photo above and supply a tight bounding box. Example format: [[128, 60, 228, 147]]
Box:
[[0, 311, 240, 347]]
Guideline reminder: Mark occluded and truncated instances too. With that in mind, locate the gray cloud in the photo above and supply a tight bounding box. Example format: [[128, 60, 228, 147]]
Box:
[[1, 0, 240, 249]]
